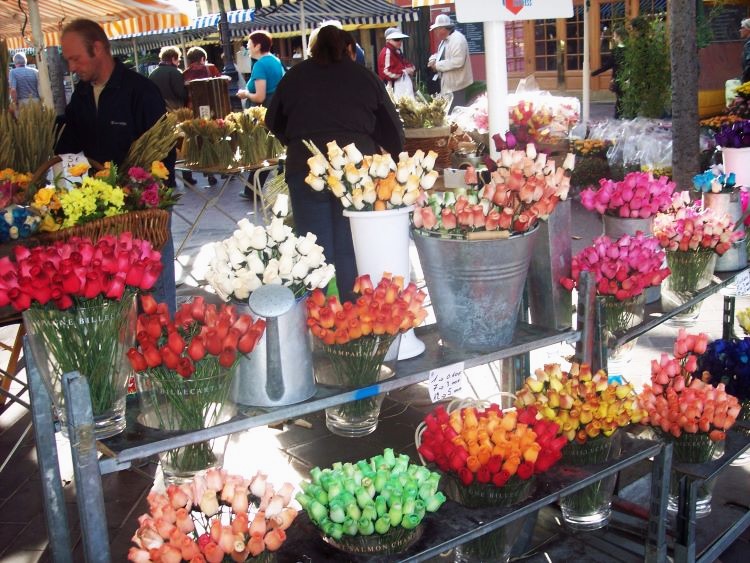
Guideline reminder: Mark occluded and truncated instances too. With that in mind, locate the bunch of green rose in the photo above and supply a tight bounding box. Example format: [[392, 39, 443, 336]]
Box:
[[296, 448, 446, 539]]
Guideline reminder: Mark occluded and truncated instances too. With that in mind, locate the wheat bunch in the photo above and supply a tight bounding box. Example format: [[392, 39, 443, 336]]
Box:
[[7, 102, 61, 174], [121, 113, 180, 173]]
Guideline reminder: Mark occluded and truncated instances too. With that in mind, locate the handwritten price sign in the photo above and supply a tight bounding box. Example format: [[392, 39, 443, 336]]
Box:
[[735, 269, 750, 296], [428, 362, 465, 403]]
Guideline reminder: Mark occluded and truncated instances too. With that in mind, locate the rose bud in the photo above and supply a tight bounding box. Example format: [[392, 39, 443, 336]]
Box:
[[187, 338, 206, 362], [127, 349, 148, 372], [140, 294, 158, 315]]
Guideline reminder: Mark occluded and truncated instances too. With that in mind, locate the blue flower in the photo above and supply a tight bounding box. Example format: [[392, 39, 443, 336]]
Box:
[[696, 338, 750, 401]]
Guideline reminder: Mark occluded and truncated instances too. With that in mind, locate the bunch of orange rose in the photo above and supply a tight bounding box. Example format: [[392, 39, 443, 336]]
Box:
[[306, 273, 427, 346]]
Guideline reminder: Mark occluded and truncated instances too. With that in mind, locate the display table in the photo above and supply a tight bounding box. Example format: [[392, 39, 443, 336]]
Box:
[[173, 161, 278, 257]]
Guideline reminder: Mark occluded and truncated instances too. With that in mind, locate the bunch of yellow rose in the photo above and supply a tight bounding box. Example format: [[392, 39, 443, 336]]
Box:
[[515, 363, 645, 443]]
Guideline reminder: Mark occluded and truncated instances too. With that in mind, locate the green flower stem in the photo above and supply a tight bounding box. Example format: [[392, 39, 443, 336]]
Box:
[[139, 356, 233, 474], [24, 292, 136, 417]]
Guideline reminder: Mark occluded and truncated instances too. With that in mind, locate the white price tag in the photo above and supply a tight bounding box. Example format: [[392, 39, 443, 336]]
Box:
[[198, 105, 211, 119], [427, 362, 465, 403], [736, 269, 750, 296]]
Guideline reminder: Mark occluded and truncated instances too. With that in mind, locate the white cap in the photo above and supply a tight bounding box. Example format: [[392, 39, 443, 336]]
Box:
[[430, 14, 454, 31], [384, 27, 409, 41]]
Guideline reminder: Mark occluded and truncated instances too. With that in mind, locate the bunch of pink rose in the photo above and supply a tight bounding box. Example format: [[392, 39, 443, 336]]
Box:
[[653, 200, 743, 255], [580, 172, 675, 218], [637, 330, 741, 441], [0, 232, 162, 311], [412, 144, 575, 236], [129, 468, 296, 562], [560, 232, 670, 300]]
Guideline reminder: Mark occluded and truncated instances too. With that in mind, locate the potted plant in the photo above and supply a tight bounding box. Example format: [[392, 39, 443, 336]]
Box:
[[306, 274, 427, 437], [129, 468, 297, 562], [515, 363, 645, 530], [653, 194, 743, 324], [205, 194, 335, 407], [296, 448, 446, 556], [637, 329, 741, 516], [416, 403, 566, 562], [560, 232, 670, 371], [394, 93, 452, 169], [410, 143, 574, 351], [304, 140, 438, 359]]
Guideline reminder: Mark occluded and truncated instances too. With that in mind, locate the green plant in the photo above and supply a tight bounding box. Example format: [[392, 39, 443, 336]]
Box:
[[619, 15, 671, 119]]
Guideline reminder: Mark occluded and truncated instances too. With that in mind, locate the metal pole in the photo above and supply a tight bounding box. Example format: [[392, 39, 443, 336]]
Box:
[[180, 32, 188, 71], [63, 372, 111, 563], [132, 38, 140, 73], [582, 0, 590, 124], [219, 9, 240, 109], [27, 0, 54, 109], [25, 340, 73, 563], [300, 0, 308, 58], [484, 20, 509, 159], [645, 441, 671, 563]]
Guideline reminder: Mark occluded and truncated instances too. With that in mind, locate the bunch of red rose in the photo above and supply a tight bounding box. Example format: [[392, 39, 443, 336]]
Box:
[[417, 404, 566, 488], [127, 295, 266, 378], [306, 273, 427, 346], [0, 232, 162, 311]]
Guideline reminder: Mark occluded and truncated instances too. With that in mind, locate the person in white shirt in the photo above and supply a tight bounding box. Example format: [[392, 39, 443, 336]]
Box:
[[427, 14, 473, 109]]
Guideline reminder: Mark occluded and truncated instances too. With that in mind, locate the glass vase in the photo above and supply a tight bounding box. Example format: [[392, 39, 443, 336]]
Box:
[[23, 292, 137, 439], [662, 250, 717, 326], [437, 469, 535, 563], [559, 432, 622, 531], [665, 432, 723, 517], [136, 360, 236, 485], [322, 524, 423, 556], [600, 293, 646, 376], [317, 334, 399, 438]]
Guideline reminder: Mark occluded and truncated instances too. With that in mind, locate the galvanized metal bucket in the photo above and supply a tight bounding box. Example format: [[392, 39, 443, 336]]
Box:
[[703, 190, 747, 272], [231, 295, 316, 407], [412, 226, 539, 352]]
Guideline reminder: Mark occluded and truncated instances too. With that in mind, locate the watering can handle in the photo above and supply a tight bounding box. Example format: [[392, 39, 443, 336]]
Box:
[[265, 318, 284, 401]]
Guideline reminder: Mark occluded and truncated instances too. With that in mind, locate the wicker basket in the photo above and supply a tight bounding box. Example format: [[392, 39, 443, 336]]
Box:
[[35, 208, 170, 251], [404, 126, 452, 169]]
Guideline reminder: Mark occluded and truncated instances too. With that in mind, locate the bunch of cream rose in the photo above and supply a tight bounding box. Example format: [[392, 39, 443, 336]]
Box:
[[129, 468, 296, 562], [305, 141, 440, 211], [652, 193, 743, 255], [205, 194, 335, 301]]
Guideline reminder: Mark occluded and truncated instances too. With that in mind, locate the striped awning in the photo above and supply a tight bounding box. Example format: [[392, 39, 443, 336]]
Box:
[[1, 0, 192, 50], [411, 0, 453, 6], [196, 0, 297, 16], [242, 0, 419, 35]]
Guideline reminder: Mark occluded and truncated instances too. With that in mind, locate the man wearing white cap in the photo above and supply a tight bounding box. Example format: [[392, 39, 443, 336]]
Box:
[[378, 27, 415, 98], [427, 14, 473, 108]]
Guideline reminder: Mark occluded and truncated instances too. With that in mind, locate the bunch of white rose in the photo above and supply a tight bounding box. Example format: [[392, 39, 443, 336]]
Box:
[[206, 195, 335, 301], [304, 141, 440, 211]]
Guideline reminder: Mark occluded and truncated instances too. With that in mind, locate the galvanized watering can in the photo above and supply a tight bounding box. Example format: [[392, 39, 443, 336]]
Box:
[[232, 285, 316, 407]]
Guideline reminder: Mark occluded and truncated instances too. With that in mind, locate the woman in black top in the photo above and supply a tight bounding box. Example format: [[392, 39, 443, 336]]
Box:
[[592, 28, 626, 119], [266, 26, 404, 298]]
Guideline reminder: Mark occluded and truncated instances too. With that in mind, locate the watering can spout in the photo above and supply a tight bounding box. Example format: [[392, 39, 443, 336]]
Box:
[[248, 285, 296, 402]]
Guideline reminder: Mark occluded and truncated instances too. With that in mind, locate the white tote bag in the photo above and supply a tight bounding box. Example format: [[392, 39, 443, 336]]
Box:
[[393, 74, 414, 99]]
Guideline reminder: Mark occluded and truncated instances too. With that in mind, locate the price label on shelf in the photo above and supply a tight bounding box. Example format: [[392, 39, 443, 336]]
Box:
[[427, 362, 465, 403], [735, 269, 750, 296]]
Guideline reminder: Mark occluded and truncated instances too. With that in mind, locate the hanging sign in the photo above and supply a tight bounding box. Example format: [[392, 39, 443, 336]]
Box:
[[455, 0, 573, 23]]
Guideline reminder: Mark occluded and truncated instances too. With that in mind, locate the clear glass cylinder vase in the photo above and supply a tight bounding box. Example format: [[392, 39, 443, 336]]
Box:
[[662, 250, 717, 326], [136, 360, 236, 484], [600, 293, 646, 374], [559, 432, 622, 531], [317, 334, 399, 438], [23, 292, 137, 439], [665, 432, 724, 517]]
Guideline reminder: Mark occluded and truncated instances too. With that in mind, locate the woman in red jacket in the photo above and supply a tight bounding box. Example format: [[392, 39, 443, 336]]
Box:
[[377, 27, 415, 97]]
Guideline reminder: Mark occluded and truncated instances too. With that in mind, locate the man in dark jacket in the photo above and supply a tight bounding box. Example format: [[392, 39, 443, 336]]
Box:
[[149, 46, 188, 110], [56, 18, 176, 313]]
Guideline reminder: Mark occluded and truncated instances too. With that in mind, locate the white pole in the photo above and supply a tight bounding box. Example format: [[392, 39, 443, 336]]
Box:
[[28, 0, 54, 109], [133, 38, 140, 72], [582, 0, 590, 125], [300, 0, 308, 58], [180, 32, 187, 70], [483, 20, 508, 160]]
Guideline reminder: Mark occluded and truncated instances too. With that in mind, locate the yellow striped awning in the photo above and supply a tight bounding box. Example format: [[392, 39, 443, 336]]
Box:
[[2, 0, 191, 50]]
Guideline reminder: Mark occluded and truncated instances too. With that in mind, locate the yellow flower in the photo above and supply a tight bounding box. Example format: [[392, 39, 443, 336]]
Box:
[[39, 214, 61, 232], [150, 161, 169, 180], [68, 163, 89, 177], [34, 187, 56, 207], [94, 161, 113, 179]]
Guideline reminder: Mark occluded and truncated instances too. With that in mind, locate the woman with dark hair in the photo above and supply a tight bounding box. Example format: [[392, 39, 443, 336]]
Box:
[[237, 30, 285, 107], [266, 25, 404, 297]]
